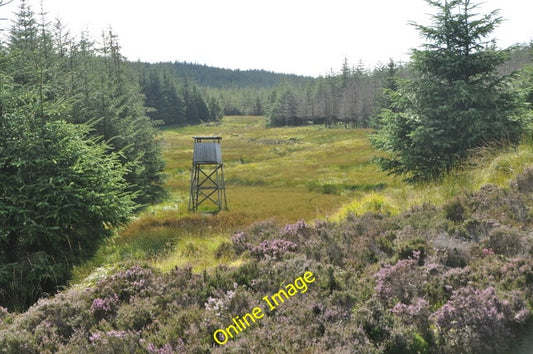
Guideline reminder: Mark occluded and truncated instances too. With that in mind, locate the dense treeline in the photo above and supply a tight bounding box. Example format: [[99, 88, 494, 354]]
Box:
[[136, 59, 389, 126], [133, 61, 313, 122], [168, 61, 313, 89], [267, 44, 533, 128], [129, 41, 533, 130], [133, 45, 532, 129], [0, 0, 164, 310], [268, 59, 404, 127], [133, 62, 224, 125]]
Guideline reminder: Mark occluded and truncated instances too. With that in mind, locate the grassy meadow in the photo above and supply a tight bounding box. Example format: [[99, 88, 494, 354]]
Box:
[[73, 115, 533, 281]]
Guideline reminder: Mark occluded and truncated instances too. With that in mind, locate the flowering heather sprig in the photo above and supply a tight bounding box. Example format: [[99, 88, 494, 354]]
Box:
[[231, 231, 247, 244], [204, 286, 237, 316], [89, 329, 137, 347], [279, 219, 309, 239], [374, 253, 426, 305], [90, 293, 119, 317], [482, 248, 494, 255], [105, 330, 130, 339], [147, 342, 180, 354], [231, 231, 249, 255], [249, 239, 298, 259], [391, 297, 430, 325]]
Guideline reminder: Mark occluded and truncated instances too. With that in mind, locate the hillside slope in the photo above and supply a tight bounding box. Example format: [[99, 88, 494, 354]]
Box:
[[139, 61, 314, 89]]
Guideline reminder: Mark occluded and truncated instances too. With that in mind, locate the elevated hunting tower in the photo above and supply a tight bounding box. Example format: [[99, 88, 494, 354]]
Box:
[[189, 136, 227, 212]]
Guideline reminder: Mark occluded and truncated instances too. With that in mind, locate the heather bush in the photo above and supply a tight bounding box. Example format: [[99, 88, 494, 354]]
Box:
[[162, 266, 209, 307], [391, 297, 431, 328], [433, 233, 471, 268], [0, 328, 38, 353], [482, 225, 524, 256], [510, 166, 533, 194], [146, 308, 204, 349], [204, 284, 237, 317], [90, 294, 120, 320], [469, 184, 529, 224], [230, 231, 249, 255], [249, 239, 298, 260], [443, 197, 467, 223], [0, 288, 94, 352], [247, 219, 281, 242], [354, 297, 397, 343], [85, 329, 141, 353], [93, 264, 157, 302], [279, 219, 312, 242], [394, 232, 428, 264], [432, 286, 530, 353], [374, 252, 427, 306], [395, 203, 443, 232], [115, 296, 158, 331]]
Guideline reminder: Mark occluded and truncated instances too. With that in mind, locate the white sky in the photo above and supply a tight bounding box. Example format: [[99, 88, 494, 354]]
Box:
[[4, 0, 533, 77]]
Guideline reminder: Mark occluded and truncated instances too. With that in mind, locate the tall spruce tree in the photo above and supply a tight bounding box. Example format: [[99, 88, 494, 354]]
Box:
[[371, 0, 526, 181]]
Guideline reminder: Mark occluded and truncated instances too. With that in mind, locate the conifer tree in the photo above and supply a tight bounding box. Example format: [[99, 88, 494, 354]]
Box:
[[371, 0, 526, 181]]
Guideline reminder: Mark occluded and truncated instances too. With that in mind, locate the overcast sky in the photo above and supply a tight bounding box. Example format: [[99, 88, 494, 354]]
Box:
[[5, 0, 533, 77]]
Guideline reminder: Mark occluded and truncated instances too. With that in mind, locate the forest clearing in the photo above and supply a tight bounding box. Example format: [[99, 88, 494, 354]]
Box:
[[72, 115, 391, 278], [1, 0, 533, 352], [72, 115, 533, 279]]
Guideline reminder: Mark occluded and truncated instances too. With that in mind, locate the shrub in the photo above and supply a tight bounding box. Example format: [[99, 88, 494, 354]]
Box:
[[86, 329, 141, 353], [279, 219, 311, 241], [249, 239, 298, 260], [374, 253, 427, 306], [115, 296, 158, 331], [469, 184, 528, 224], [90, 294, 120, 320], [230, 231, 249, 256], [394, 235, 428, 264], [482, 226, 524, 257], [94, 264, 157, 302], [391, 297, 431, 328], [432, 286, 530, 353], [443, 197, 467, 223], [510, 166, 533, 194]]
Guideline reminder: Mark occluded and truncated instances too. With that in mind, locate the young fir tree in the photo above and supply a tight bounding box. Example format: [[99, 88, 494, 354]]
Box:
[[371, 0, 526, 181]]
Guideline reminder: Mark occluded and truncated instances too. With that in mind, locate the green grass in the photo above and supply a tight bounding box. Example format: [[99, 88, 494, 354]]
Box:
[[72, 116, 533, 282]]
